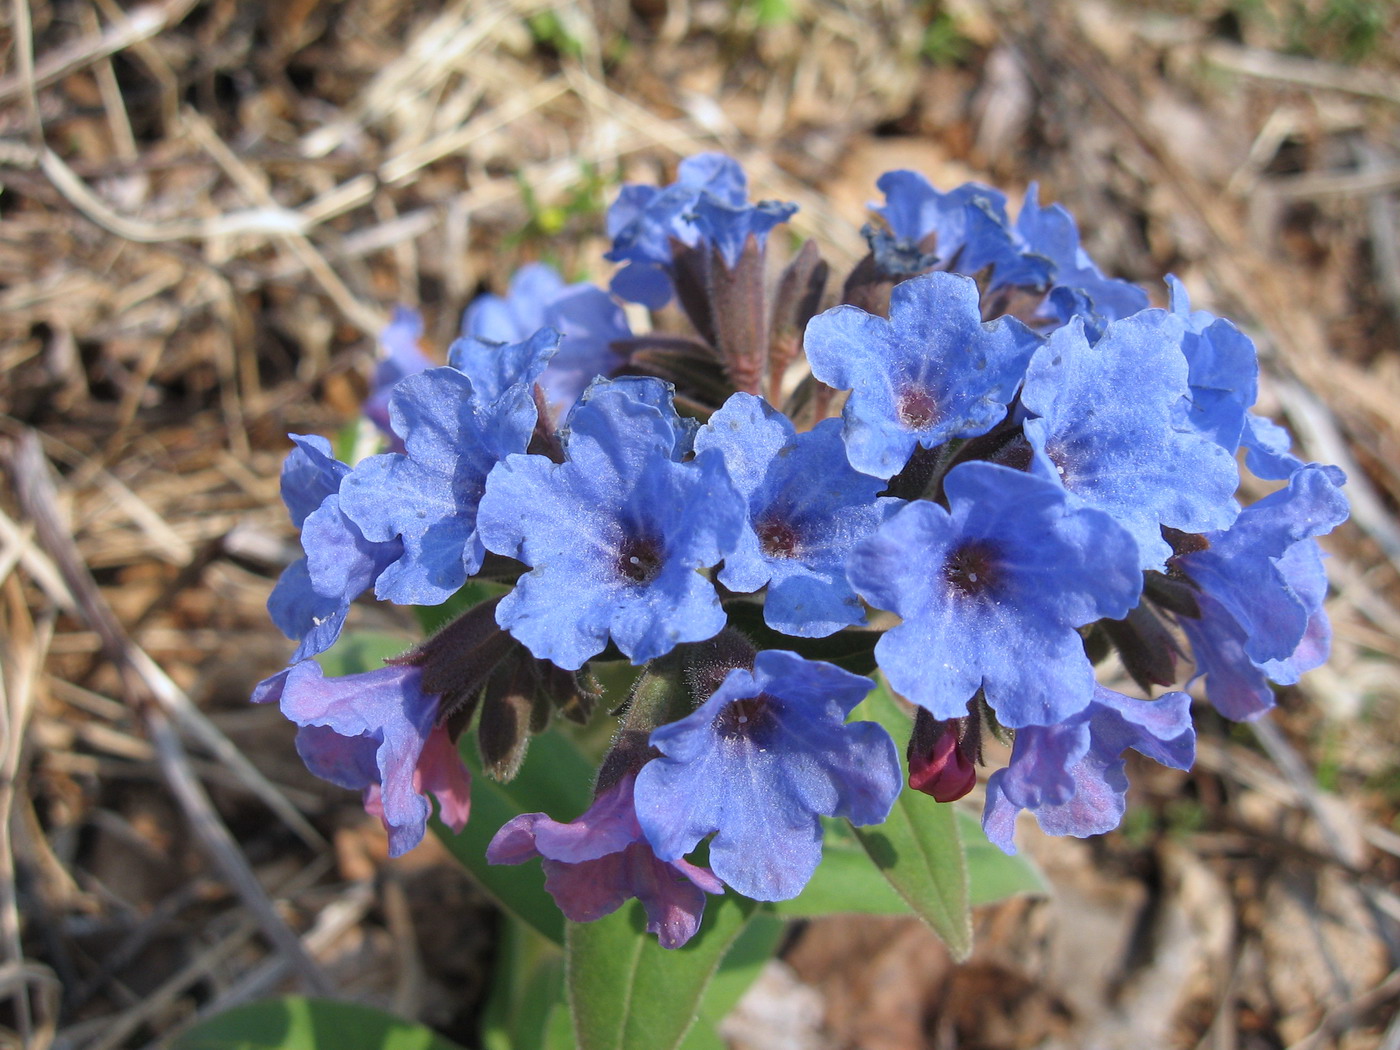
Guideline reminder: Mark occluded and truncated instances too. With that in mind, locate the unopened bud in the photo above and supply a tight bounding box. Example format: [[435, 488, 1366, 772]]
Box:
[[907, 707, 976, 802]]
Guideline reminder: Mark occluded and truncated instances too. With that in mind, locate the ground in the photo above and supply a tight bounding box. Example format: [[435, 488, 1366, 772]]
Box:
[[2, 1, 1400, 1047]]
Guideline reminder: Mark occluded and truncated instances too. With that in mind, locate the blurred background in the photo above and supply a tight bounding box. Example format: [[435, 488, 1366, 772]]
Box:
[[2, 0, 1400, 1047]]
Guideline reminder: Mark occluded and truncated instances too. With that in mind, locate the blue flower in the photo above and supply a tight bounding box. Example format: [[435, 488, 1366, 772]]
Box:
[[694, 393, 896, 636], [338, 364, 544, 605], [873, 171, 1003, 262], [633, 650, 901, 901], [1020, 311, 1240, 569], [534, 284, 631, 412], [868, 170, 1050, 288], [1241, 414, 1307, 481], [447, 325, 562, 406], [267, 435, 402, 662], [459, 262, 630, 413], [365, 307, 435, 445], [689, 193, 797, 270], [1165, 276, 1260, 453], [461, 262, 566, 343], [1041, 285, 1111, 343], [1016, 183, 1149, 323], [981, 685, 1195, 854], [255, 660, 470, 857], [804, 272, 1041, 479], [848, 461, 1141, 727], [487, 773, 724, 949], [565, 375, 700, 458], [604, 185, 684, 308], [476, 378, 745, 669], [606, 153, 795, 307], [1175, 463, 1348, 719], [955, 197, 1054, 289]]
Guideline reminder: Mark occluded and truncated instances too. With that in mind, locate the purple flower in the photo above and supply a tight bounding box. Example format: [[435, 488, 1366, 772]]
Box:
[[606, 153, 795, 307], [907, 716, 977, 802], [1175, 463, 1348, 719], [365, 724, 471, 841], [257, 661, 470, 857], [804, 272, 1041, 479], [694, 393, 897, 636], [848, 461, 1142, 728], [267, 435, 402, 662], [1020, 311, 1240, 569], [338, 363, 544, 606], [633, 650, 901, 902], [477, 378, 745, 669], [487, 773, 724, 949], [982, 685, 1195, 854], [1016, 183, 1149, 324]]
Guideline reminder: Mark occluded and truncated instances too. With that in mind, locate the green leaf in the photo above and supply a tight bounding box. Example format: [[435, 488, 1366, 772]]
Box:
[[567, 893, 756, 1050], [769, 809, 1044, 920], [677, 912, 785, 1050], [315, 631, 415, 677], [752, 0, 796, 27], [959, 811, 1049, 906], [769, 840, 912, 918], [481, 916, 572, 1050], [433, 726, 597, 946], [170, 997, 467, 1050], [850, 679, 973, 959]]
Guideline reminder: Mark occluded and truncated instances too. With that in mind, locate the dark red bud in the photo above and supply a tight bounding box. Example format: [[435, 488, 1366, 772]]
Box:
[[907, 710, 977, 802]]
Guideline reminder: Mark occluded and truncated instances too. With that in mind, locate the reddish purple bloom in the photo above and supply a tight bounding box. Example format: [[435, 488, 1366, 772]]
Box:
[[908, 722, 977, 802], [257, 661, 470, 856], [487, 774, 723, 949]]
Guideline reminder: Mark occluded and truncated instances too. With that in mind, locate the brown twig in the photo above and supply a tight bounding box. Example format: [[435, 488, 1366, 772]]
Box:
[[0, 0, 199, 107], [0, 578, 51, 1049], [7, 431, 332, 996], [1204, 41, 1400, 106]]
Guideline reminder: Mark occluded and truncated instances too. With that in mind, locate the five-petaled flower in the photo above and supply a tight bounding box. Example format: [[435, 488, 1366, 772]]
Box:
[[476, 377, 745, 669], [849, 461, 1142, 728], [633, 650, 902, 902]]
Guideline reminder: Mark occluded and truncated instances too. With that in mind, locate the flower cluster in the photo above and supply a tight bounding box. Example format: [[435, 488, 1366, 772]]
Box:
[[256, 154, 1348, 945]]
